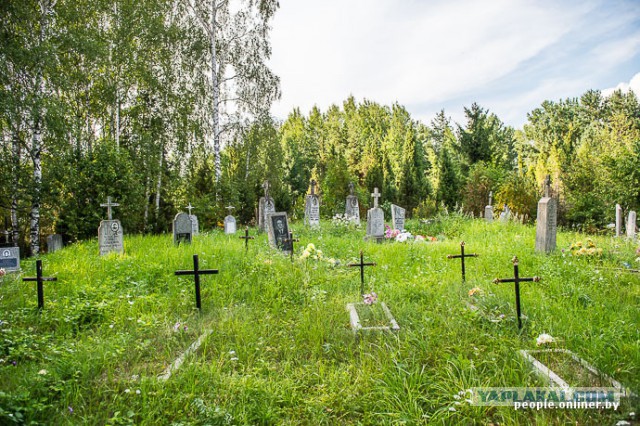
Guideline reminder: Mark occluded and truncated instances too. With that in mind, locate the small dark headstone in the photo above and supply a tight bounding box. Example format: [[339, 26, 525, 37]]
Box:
[[266, 212, 292, 252], [0, 246, 20, 271]]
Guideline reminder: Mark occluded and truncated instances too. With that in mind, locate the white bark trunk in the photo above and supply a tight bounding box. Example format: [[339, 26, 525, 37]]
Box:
[[155, 148, 164, 215], [11, 130, 20, 244], [143, 177, 150, 231], [210, 1, 221, 183]]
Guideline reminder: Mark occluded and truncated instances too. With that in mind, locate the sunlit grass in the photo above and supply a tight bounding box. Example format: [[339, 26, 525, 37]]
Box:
[[0, 217, 638, 424]]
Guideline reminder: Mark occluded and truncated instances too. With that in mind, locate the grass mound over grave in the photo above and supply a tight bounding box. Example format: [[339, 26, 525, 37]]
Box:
[[0, 217, 638, 424]]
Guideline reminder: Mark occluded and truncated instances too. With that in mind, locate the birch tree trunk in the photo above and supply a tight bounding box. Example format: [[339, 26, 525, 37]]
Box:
[[11, 130, 20, 245], [210, 1, 221, 183]]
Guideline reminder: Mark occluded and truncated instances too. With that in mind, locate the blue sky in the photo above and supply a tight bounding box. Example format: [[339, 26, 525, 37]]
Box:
[[268, 0, 640, 129]]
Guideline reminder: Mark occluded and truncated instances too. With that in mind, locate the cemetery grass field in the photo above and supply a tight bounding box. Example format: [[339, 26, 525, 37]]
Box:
[[1, 216, 639, 425]]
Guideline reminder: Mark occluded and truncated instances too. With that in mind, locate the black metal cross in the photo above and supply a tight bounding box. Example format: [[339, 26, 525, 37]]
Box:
[[22, 260, 57, 310], [283, 231, 299, 262], [493, 256, 541, 329], [446, 241, 479, 282], [175, 254, 219, 310], [239, 227, 254, 252], [348, 250, 376, 296]]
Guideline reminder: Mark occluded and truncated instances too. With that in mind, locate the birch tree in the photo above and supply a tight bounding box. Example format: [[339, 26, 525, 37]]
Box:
[[183, 0, 280, 183]]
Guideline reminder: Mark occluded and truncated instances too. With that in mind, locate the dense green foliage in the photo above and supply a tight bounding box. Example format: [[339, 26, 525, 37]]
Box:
[[0, 218, 638, 424]]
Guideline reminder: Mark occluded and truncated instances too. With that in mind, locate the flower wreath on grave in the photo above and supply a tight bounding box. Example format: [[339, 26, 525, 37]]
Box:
[[299, 243, 339, 266], [0, 268, 5, 277], [384, 225, 437, 243], [568, 239, 603, 257]]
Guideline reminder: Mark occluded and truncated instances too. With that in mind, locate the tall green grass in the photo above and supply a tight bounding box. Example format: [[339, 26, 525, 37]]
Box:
[[0, 217, 638, 424]]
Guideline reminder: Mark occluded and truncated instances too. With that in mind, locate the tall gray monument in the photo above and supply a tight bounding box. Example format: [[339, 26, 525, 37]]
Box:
[[615, 204, 623, 237], [366, 188, 385, 241], [391, 204, 406, 231], [627, 211, 637, 239], [535, 175, 557, 253], [99, 197, 124, 256], [258, 180, 276, 233], [224, 205, 237, 235], [345, 182, 360, 224], [304, 179, 320, 226], [484, 191, 494, 223]]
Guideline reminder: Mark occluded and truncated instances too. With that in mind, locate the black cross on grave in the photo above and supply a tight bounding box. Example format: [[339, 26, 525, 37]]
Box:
[[239, 227, 254, 252], [22, 260, 57, 310], [309, 179, 317, 195], [175, 254, 219, 310], [283, 231, 299, 262], [446, 241, 479, 282], [493, 256, 541, 329], [348, 250, 376, 296], [100, 196, 120, 220]]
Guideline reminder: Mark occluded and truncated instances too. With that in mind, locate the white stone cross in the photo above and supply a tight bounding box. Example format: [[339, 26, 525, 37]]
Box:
[[544, 175, 551, 198], [371, 188, 381, 208], [262, 180, 270, 198], [100, 196, 119, 220], [186, 203, 195, 216], [348, 182, 355, 196], [488, 191, 493, 206], [226, 205, 235, 214]]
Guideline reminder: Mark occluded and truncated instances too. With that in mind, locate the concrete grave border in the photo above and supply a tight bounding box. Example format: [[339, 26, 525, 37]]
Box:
[[158, 329, 213, 381], [346, 302, 400, 334]]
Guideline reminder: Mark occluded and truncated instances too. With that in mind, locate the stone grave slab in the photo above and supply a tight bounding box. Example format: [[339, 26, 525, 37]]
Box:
[[266, 212, 292, 252], [173, 213, 193, 245], [391, 204, 406, 230], [0, 246, 20, 272], [626, 211, 637, 239], [47, 234, 63, 253], [616, 204, 623, 237], [99, 220, 124, 255], [346, 302, 400, 334], [345, 182, 360, 224], [304, 179, 320, 226]]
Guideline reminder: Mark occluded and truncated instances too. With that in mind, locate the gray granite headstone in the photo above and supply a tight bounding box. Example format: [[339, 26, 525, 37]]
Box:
[[500, 204, 510, 223], [258, 181, 276, 232], [366, 188, 385, 240], [266, 212, 292, 252], [173, 212, 193, 245], [224, 205, 237, 234], [345, 183, 360, 224], [484, 191, 493, 222], [615, 204, 623, 237], [47, 234, 63, 253], [627, 211, 637, 239], [391, 204, 406, 230], [186, 204, 199, 235], [0, 246, 20, 272], [98, 220, 124, 255], [535, 176, 557, 253], [304, 181, 320, 227]]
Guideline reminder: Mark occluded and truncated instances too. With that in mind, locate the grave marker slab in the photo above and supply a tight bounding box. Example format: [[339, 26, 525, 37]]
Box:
[[485, 191, 494, 222], [186, 204, 199, 235], [366, 188, 385, 241], [258, 181, 275, 233], [535, 175, 557, 253], [500, 204, 511, 223], [347, 302, 400, 334], [173, 212, 193, 245], [615, 204, 623, 237], [0, 246, 20, 272], [304, 180, 320, 226], [47, 234, 63, 253], [266, 212, 292, 252], [345, 182, 360, 224], [98, 220, 124, 255], [391, 204, 406, 231], [224, 205, 237, 235], [626, 210, 637, 239]]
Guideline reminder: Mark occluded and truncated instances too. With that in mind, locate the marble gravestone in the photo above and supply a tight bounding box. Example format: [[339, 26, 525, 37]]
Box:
[[391, 204, 406, 231], [173, 212, 193, 245], [258, 180, 276, 233], [345, 182, 360, 224], [627, 211, 637, 239], [535, 176, 557, 253], [500, 204, 511, 223], [484, 191, 494, 222], [266, 212, 292, 252], [99, 197, 124, 256], [224, 205, 237, 235], [0, 246, 20, 272], [186, 203, 199, 235], [615, 204, 623, 237], [47, 234, 63, 253], [366, 188, 385, 241], [304, 179, 320, 226]]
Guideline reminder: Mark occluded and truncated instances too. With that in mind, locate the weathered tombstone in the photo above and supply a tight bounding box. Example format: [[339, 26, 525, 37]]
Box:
[[304, 179, 320, 226], [224, 205, 237, 235], [99, 197, 124, 256], [173, 212, 193, 245], [391, 204, 406, 231], [535, 175, 557, 253], [627, 210, 637, 239], [47, 234, 63, 253], [615, 204, 623, 237], [500, 204, 510, 223], [186, 203, 199, 235], [0, 246, 20, 272], [345, 182, 360, 224], [266, 212, 292, 252], [484, 191, 494, 223], [258, 180, 276, 233], [366, 188, 385, 241]]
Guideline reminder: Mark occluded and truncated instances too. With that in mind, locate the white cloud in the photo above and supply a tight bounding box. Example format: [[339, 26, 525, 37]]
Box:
[[602, 72, 640, 97]]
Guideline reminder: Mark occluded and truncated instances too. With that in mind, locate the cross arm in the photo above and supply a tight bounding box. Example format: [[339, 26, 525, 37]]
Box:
[[493, 276, 541, 284], [23, 277, 57, 282]]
